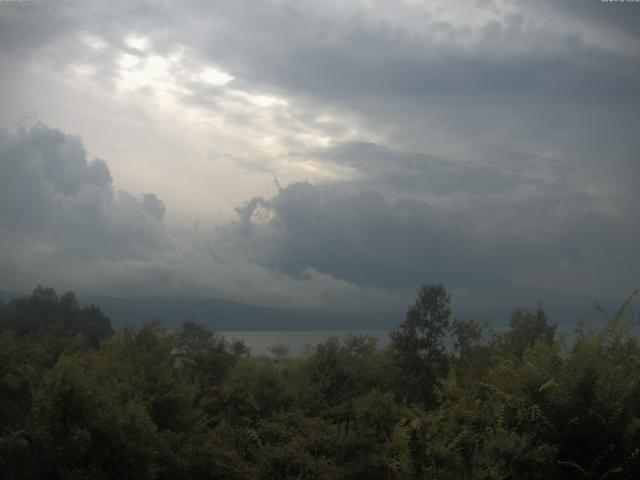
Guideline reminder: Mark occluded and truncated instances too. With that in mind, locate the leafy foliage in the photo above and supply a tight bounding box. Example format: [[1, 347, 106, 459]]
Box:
[[1, 285, 639, 479], [391, 283, 452, 406]]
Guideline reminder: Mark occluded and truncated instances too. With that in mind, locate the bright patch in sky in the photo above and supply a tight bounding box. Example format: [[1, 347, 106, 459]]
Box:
[[200, 67, 234, 86], [118, 54, 170, 92], [125, 34, 150, 52], [247, 94, 288, 108]]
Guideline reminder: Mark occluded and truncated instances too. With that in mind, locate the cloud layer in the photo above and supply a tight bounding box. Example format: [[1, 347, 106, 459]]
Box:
[[0, 125, 168, 286], [0, 125, 405, 312], [1, 1, 639, 316]]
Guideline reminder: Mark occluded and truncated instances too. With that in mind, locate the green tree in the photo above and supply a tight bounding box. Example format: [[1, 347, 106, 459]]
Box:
[[0, 286, 112, 349], [175, 320, 238, 388], [391, 284, 452, 406], [452, 317, 486, 362], [502, 304, 555, 358]]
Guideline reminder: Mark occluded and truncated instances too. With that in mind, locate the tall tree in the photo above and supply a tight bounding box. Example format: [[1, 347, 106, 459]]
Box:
[[391, 284, 452, 406], [503, 304, 555, 358]]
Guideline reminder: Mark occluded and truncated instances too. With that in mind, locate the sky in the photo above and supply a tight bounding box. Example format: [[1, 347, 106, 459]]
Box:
[[0, 0, 639, 317]]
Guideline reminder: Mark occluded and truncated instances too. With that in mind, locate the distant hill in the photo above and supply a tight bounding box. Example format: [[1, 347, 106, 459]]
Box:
[[2, 286, 630, 332], [79, 288, 627, 332], [79, 294, 402, 331]]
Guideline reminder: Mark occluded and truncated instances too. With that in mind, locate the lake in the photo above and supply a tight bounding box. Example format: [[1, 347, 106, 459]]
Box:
[[220, 330, 392, 356], [220, 320, 637, 357]]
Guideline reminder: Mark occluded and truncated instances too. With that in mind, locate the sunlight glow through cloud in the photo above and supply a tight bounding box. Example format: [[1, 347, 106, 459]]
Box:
[[200, 67, 234, 86], [117, 54, 171, 93], [125, 34, 150, 52]]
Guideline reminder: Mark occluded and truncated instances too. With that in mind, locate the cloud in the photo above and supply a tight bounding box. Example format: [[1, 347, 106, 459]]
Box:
[[0, 124, 169, 267], [215, 176, 640, 300], [520, 0, 640, 42], [0, 124, 403, 312], [1, 1, 639, 314], [217, 182, 472, 289], [4, 1, 639, 188], [0, 120, 636, 315], [140, 193, 165, 220], [308, 141, 537, 196]]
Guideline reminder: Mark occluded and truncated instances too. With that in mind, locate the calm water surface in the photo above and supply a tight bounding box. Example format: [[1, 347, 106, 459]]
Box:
[[220, 330, 391, 356], [220, 322, 634, 357]]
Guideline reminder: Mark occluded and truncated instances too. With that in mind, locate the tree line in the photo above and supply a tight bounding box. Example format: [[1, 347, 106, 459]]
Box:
[[1, 284, 639, 479]]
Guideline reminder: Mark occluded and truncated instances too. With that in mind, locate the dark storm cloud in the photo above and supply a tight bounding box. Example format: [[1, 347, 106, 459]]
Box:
[[302, 138, 639, 278], [523, 0, 640, 41], [0, 125, 168, 262], [239, 29, 638, 109], [310, 141, 534, 195], [218, 182, 464, 289], [216, 178, 640, 297]]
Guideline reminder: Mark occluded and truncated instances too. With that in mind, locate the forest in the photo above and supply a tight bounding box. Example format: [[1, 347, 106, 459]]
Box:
[[1, 285, 639, 479]]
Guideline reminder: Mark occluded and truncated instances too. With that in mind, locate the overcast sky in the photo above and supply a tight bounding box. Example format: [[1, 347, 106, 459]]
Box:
[[1, 0, 638, 316]]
